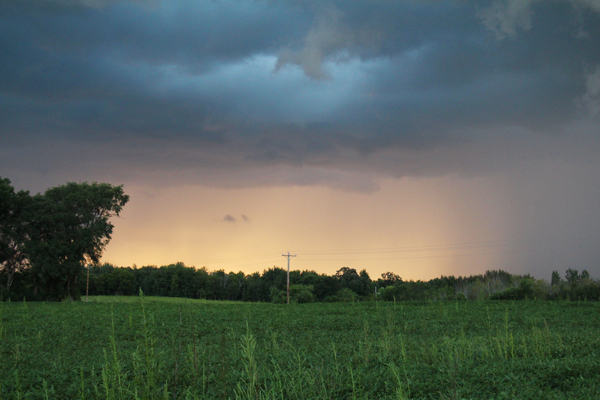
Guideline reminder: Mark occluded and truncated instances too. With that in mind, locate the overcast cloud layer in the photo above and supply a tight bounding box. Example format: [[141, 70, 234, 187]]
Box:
[[2, 0, 600, 191]]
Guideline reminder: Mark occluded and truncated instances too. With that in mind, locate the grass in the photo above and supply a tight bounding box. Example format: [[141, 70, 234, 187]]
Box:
[[1, 296, 600, 399]]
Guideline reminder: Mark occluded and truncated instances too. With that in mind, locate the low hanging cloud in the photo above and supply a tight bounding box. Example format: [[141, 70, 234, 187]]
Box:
[[223, 214, 250, 223], [223, 214, 237, 223]]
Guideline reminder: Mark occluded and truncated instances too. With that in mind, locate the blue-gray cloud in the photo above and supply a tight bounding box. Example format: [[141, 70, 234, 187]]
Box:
[[1, 0, 600, 190]]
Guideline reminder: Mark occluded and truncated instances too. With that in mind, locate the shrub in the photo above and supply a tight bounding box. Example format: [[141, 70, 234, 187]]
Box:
[[289, 284, 314, 303], [336, 288, 358, 302]]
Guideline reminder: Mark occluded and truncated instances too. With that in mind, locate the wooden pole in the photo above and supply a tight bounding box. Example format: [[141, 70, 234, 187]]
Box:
[[282, 251, 296, 304], [86, 264, 89, 303]]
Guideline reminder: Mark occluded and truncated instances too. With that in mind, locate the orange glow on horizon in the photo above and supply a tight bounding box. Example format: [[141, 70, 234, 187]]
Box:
[[101, 176, 512, 281]]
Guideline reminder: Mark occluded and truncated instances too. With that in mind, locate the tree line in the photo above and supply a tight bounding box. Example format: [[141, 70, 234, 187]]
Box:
[[26, 262, 600, 303]]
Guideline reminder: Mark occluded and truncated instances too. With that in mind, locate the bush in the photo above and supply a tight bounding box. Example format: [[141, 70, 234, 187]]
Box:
[[335, 288, 358, 302], [491, 279, 537, 300], [270, 286, 286, 303], [570, 279, 600, 301], [289, 284, 314, 303]]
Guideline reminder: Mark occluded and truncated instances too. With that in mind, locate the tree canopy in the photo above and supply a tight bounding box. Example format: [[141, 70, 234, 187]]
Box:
[[0, 178, 30, 295], [0, 178, 129, 300]]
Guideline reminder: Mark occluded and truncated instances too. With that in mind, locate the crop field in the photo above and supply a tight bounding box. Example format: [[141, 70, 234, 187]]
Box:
[[1, 296, 600, 399]]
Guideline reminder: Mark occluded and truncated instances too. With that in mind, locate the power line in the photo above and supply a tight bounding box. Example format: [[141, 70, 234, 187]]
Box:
[[187, 235, 594, 271], [191, 240, 515, 266], [191, 251, 282, 264], [295, 239, 517, 256]]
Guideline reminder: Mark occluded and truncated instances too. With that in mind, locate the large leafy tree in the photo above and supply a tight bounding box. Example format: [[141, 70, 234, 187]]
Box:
[[25, 182, 129, 300], [0, 178, 31, 296]]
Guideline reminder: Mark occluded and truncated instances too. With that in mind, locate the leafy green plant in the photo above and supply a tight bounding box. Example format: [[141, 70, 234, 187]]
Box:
[[0, 297, 598, 399]]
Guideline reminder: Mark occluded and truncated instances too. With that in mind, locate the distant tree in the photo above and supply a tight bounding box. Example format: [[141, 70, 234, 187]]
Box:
[[208, 270, 229, 300], [105, 267, 136, 296], [581, 270, 590, 280], [242, 272, 262, 302], [309, 273, 339, 301], [261, 267, 287, 301], [335, 267, 359, 285], [330, 267, 372, 297], [25, 182, 129, 300], [381, 271, 402, 287], [551, 270, 561, 286], [227, 271, 246, 301], [565, 268, 580, 285], [353, 269, 373, 296], [484, 270, 513, 285], [192, 267, 209, 299], [87, 263, 116, 295], [169, 270, 181, 297]]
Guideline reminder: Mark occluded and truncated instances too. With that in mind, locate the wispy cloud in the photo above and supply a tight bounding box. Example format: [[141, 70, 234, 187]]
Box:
[[478, 0, 600, 40], [275, 5, 355, 80], [477, 0, 536, 40], [223, 214, 250, 223], [580, 65, 600, 116], [223, 214, 236, 223]]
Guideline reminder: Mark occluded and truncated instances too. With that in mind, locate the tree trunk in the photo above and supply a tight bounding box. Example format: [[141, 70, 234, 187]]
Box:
[[5, 263, 15, 296]]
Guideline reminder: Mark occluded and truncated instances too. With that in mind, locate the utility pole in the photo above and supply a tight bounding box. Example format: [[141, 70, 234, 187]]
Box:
[[282, 251, 297, 304], [86, 264, 90, 303]]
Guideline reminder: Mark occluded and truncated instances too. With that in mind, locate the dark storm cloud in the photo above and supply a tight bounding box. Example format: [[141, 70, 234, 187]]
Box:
[[2, 0, 600, 190]]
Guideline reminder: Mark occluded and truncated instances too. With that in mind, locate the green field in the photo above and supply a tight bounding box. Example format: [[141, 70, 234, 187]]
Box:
[[1, 296, 600, 399]]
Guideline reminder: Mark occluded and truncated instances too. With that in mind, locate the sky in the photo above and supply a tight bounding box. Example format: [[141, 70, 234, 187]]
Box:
[[2, 0, 600, 281]]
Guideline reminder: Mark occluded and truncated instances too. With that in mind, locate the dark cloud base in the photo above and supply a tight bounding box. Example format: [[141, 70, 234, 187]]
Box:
[[1, 0, 600, 192]]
